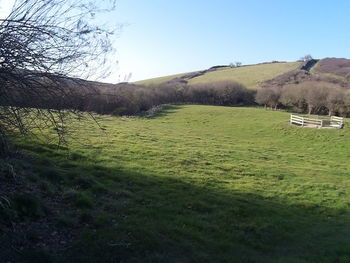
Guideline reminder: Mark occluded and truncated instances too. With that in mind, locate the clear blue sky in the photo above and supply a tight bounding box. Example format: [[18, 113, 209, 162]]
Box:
[[110, 0, 350, 83], [1, 0, 349, 83]]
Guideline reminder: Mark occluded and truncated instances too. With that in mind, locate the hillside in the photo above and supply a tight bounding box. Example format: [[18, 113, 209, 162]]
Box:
[[261, 58, 350, 89], [135, 62, 301, 88], [3, 105, 350, 262], [188, 62, 300, 88], [134, 72, 191, 86], [135, 58, 350, 91], [314, 57, 350, 79]]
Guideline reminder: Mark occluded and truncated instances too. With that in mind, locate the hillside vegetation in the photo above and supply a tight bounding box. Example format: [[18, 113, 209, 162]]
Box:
[[314, 57, 350, 79], [135, 72, 190, 86], [3, 105, 350, 262], [136, 62, 301, 88], [188, 62, 301, 88]]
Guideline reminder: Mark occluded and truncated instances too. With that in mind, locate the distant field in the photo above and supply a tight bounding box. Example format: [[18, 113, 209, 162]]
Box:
[[135, 72, 189, 86], [12, 105, 350, 262], [135, 62, 301, 88], [189, 62, 301, 88]]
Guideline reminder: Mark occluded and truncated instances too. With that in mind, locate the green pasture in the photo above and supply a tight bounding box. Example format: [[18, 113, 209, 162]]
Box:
[[188, 62, 301, 88], [10, 105, 350, 262]]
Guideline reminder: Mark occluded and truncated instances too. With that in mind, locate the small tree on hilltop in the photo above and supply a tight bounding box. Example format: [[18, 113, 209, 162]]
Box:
[[300, 54, 313, 62]]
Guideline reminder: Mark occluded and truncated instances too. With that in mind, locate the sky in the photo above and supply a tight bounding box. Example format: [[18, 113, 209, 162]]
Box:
[[112, 0, 350, 83], [1, 0, 350, 83]]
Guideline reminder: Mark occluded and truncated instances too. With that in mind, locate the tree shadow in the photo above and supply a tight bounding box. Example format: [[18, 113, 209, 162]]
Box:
[[4, 143, 350, 263], [66, 167, 350, 263]]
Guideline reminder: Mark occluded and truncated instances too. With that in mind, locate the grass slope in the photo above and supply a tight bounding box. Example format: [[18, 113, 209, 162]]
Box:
[[135, 62, 301, 88], [135, 72, 189, 86], [10, 105, 350, 262], [189, 62, 301, 88]]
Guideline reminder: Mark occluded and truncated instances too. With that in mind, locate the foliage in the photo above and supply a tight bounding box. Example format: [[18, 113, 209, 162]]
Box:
[[255, 86, 281, 109], [86, 81, 255, 115], [257, 81, 350, 116], [0, 0, 117, 146]]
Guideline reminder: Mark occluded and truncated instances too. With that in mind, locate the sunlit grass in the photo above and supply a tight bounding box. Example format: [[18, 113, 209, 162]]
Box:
[[135, 62, 301, 88], [189, 62, 301, 88], [135, 72, 189, 86], [13, 105, 350, 262]]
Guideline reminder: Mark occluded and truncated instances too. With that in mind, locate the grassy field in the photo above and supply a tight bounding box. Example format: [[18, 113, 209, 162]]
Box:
[[135, 72, 189, 86], [188, 62, 301, 88], [135, 62, 301, 88], [8, 105, 350, 262]]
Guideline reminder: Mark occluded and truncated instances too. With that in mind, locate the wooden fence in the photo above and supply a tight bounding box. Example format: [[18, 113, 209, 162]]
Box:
[[290, 114, 344, 129], [330, 116, 345, 128]]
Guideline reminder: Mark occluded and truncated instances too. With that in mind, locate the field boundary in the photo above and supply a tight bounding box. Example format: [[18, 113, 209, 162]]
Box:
[[290, 114, 344, 129]]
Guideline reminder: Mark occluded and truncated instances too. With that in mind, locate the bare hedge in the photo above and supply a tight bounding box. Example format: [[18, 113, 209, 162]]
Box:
[[83, 81, 256, 116], [256, 81, 350, 116]]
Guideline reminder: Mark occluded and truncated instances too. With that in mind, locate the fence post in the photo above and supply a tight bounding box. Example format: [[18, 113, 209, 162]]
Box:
[[301, 117, 304, 127]]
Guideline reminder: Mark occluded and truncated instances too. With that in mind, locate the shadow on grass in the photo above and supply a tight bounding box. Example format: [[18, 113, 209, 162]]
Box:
[[144, 104, 184, 119], [4, 142, 350, 263]]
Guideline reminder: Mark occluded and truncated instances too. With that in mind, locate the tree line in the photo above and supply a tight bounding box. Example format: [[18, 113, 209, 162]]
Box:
[[60, 79, 350, 117], [83, 81, 256, 116], [255, 81, 350, 116], [80, 79, 350, 118]]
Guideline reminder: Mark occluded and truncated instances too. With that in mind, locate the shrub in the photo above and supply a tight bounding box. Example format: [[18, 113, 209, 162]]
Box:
[[278, 81, 349, 116], [79, 81, 255, 116], [255, 87, 281, 109]]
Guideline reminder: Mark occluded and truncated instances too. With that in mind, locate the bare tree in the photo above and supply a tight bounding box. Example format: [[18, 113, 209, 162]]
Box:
[[326, 87, 344, 116], [255, 87, 281, 110], [339, 90, 350, 117], [305, 82, 329, 115], [0, 0, 117, 149], [279, 84, 308, 112], [300, 54, 313, 62]]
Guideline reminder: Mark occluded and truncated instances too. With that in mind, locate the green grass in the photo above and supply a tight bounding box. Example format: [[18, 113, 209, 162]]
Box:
[[135, 72, 190, 86], [189, 62, 301, 88], [135, 62, 301, 88], [10, 105, 350, 262]]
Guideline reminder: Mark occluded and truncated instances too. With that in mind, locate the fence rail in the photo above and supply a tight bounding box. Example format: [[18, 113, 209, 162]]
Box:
[[290, 114, 344, 129], [330, 116, 345, 128]]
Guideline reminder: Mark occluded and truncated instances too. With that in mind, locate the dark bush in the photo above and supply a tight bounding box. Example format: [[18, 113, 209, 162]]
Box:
[[255, 87, 281, 110], [271, 81, 350, 116]]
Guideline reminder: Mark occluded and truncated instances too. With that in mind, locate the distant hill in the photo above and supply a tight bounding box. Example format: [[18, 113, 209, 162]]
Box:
[[5, 58, 350, 117], [135, 61, 301, 88], [188, 62, 300, 88], [135, 58, 350, 90], [314, 58, 350, 79], [262, 58, 350, 89]]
